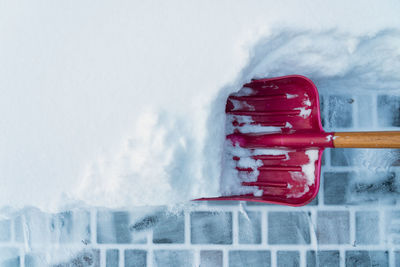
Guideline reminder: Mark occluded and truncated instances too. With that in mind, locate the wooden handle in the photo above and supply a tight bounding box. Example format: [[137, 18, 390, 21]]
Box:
[[333, 131, 400, 148]]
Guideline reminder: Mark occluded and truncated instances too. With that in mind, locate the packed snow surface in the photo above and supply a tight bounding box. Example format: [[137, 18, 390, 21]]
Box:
[[1, 1, 400, 211]]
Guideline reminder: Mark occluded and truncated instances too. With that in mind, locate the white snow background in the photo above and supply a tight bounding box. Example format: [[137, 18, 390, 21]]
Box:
[[1, 0, 400, 212]]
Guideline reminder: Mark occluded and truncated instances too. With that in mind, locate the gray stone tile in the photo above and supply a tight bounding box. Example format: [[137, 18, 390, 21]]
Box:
[[317, 211, 349, 244], [200, 250, 223, 267], [323, 172, 350, 205], [97, 211, 130, 244], [112, 212, 132, 244], [0, 248, 20, 267], [229, 250, 270, 267], [277, 251, 299, 267], [153, 250, 193, 267], [345, 251, 388, 267], [238, 211, 261, 244], [357, 95, 373, 128], [328, 95, 353, 128], [125, 250, 146, 267], [350, 172, 398, 204], [97, 211, 146, 244], [356, 211, 379, 245], [0, 219, 11, 242], [106, 249, 119, 267], [307, 251, 340, 267], [378, 95, 400, 127], [268, 212, 310, 244], [152, 212, 184, 244], [395, 251, 400, 267], [25, 253, 46, 267], [390, 150, 400, 167], [191, 212, 232, 244], [330, 148, 353, 166], [385, 210, 400, 244], [14, 210, 47, 243], [50, 210, 91, 244]]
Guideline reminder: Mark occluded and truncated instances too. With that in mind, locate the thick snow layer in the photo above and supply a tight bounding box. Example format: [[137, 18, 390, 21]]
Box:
[[1, 1, 400, 211]]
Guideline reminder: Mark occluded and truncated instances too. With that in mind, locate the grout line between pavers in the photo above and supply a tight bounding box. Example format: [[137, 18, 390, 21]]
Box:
[[389, 248, 394, 267], [193, 248, 200, 267], [184, 211, 190, 245], [309, 209, 318, 249], [21, 214, 29, 252], [100, 248, 106, 267], [339, 248, 346, 267], [223, 248, 228, 267], [11, 217, 16, 243], [19, 246, 24, 267], [146, 227, 152, 246], [349, 210, 355, 247], [232, 209, 238, 245], [146, 228, 153, 267], [318, 177, 325, 208], [147, 248, 153, 267], [380, 209, 385, 246], [91, 209, 97, 245], [270, 248, 276, 267], [261, 209, 267, 245], [299, 249, 306, 267], [119, 248, 124, 267]]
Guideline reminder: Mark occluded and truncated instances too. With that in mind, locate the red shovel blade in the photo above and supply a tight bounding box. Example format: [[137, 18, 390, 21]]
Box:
[[198, 75, 334, 206]]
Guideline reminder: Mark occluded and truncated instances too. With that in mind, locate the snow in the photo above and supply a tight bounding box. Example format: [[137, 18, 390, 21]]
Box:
[[302, 150, 319, 186], [285, 122, 293, 129], [286, 94, 298, 99], [0, 1, 400, 212], [286, 150, 319, 198], [295, 107, 312, 118], [226, 115, 282, 134]]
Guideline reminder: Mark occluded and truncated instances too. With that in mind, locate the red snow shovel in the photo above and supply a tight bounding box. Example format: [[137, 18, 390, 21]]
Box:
[[198, 75, 400, 206]]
